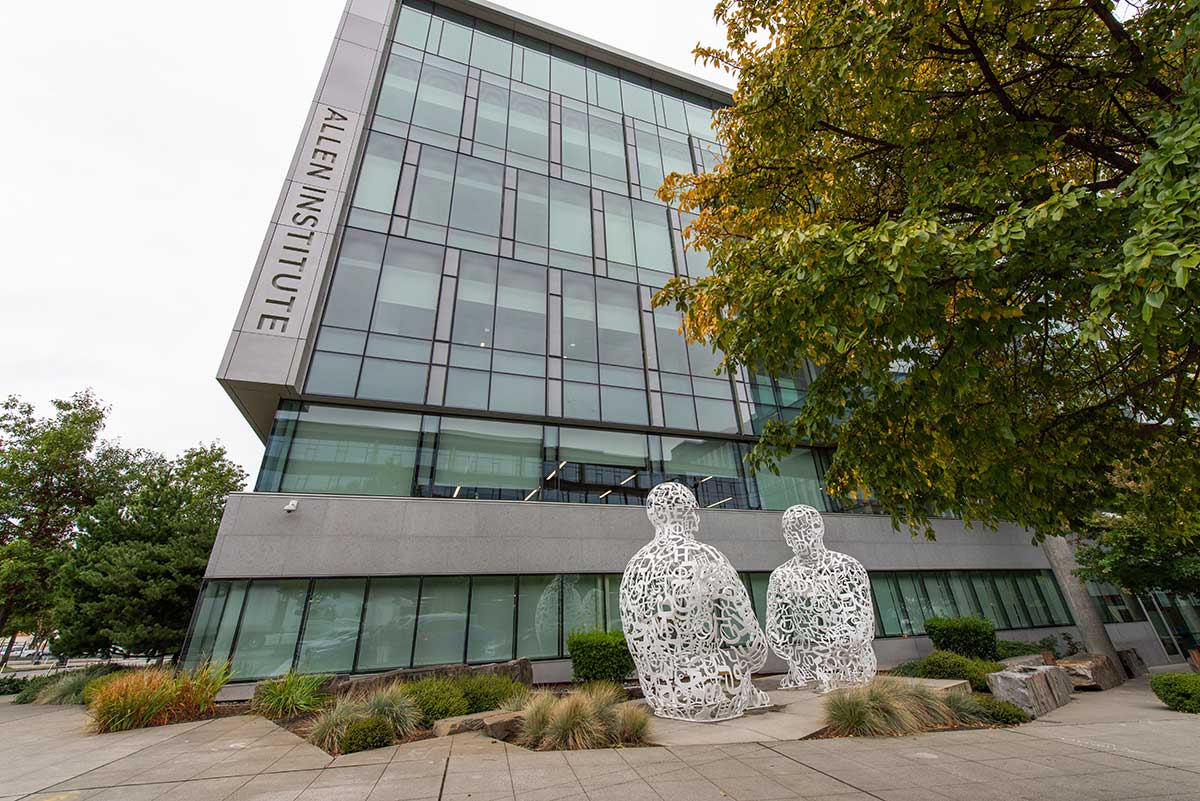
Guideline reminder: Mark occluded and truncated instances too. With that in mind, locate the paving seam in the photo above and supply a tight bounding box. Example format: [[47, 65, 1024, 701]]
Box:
[[759, 741, 888, 801], [1000, 720, 1200, 776]]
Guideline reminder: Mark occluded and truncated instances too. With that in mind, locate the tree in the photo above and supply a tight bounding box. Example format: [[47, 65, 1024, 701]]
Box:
[[659, 0, 1200, 542], [1074, 440, 1200, 594], [53, 445, 247, 660], [0, 391, 130, 657]]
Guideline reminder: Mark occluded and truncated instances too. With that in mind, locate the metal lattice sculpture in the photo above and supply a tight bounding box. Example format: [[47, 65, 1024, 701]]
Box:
[[766, 505, 877, 692], [619, 482, 770, 721]]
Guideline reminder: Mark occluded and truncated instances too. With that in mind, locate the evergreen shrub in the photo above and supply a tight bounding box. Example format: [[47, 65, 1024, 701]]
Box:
[[565, 629, 635, 683], [923, 616, 998, 659]]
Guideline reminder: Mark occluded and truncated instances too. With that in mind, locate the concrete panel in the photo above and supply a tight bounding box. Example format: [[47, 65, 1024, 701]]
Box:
[[341, 13, 386, 49], [205, 493, 1055, 579], [348, 0, 392, 23], [319, 40, 378, 114], [222, 333, 298, 386], [1106, 620, 1174, 667]]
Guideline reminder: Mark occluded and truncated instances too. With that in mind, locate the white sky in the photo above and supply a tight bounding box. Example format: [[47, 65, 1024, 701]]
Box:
[[0, 1, 731, 487]]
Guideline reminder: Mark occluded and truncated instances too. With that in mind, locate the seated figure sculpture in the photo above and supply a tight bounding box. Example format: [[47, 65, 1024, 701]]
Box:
[[766, 504, 877, 691], [620, 482, 770, 721]]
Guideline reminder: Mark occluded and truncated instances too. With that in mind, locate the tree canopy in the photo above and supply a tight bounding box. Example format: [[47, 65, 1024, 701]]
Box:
[[659, 0, 1200, 539]]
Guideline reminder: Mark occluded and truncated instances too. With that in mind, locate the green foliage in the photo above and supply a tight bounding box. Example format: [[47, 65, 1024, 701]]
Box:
[[307, 696, 366, 753], [566, 629, 635, 683], [340, 716, 396, 753], [252, 672, 330, 719], [887, 659, 924, 678], [53, 444, 247, 659], [87, 661, 229, 733], [1035, 635, 1064, 659], [364, 683, 422, 737], [941, 690, 989, 724], [973, 693, 1031, 724], [404, 677, 469, 726], [996, 640, 1044, 659], [657, 0, 1200, 544], [35, 664, 122, 704], [517, 687, 651, 750], [1150, 673, 1200, 713], [453, 674, 525, 714], [924, 617, 997, 660], [902, 647, 1008, 690], [12, 673, 60, 704], [500, 684, 531, 711], [0, 672, 31, 695]]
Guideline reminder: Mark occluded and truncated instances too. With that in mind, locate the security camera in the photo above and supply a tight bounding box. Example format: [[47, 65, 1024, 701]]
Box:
[[283, 499, 299, 513]]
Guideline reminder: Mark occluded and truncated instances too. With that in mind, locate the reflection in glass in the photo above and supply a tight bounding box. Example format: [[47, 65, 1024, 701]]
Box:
[[297, 579, 366, 674], [230, 580, 308, 679], [357, 578, 419, 671], [413, 576, 469, 665]]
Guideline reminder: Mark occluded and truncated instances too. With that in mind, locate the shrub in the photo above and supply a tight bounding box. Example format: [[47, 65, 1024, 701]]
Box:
[[341, 716, 396, 753], [942, 690, 989, 724], [887, 659, 924, 678], [541, 693, 606, 750], [13, 674, 62, 704], [88, 662, 230, 733], [917, 651, 1005, 692], [614, 703, 651, 745], [454, 674, 524, 714], [252, 672, 330, 719], [404, 677, 469, 726], [824, 678, 976, 737], [923, 616, 997, 660], [972, 693, 1030, 724], [1035, 635, 1062, 659], [37, 664, 122, 705], [517, 691, 557, 748], [1150, 673, 1200, 714], [364, 683, 422, 737], [0, 673, 32, 695], [500, 684, 531, 711], [566, 630, 635, 683], [307, 696, 367, 753], [82, 671, 128, 706], [996, 640, 1044, 660]]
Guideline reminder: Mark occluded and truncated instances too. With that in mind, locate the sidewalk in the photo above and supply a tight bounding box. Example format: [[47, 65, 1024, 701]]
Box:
[[3, 678, 1199, 801]]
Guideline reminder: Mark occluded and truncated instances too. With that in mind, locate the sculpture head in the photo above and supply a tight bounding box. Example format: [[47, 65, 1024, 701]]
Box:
[[782, 504, 825, 560], [646, 482, 699, 539]]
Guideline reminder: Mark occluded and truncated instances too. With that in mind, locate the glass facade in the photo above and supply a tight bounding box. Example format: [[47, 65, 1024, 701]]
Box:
[[183, 569, 1073, 679]]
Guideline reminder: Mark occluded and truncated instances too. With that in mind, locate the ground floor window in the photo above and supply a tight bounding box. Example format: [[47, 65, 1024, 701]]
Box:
[[182, 568, 1075, 680]]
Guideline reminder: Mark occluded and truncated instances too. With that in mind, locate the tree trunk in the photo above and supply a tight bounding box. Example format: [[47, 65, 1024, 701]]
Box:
[[1, 633, 15, 670], [1042, 535, 1123, 669]]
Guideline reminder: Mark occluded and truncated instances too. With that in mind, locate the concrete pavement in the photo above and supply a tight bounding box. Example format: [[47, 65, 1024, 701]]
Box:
[[2, 677, 1198, 801]]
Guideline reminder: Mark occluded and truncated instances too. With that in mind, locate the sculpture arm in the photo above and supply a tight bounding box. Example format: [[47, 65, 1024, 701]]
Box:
[[765, 571, 798, 660]]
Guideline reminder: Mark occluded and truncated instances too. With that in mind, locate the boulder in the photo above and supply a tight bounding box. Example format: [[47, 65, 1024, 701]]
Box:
[[985, 665, 1073, 719], [431, 709, 524, 740], [1001, 654, 1046, 670], [1056, 652, 1125, 690], [1117, 649, 1148, 679]]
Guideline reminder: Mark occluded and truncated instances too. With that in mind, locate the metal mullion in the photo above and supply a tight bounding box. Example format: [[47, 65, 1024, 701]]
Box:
[[292, 579, 317, 672], [351, 578, 371, 674], [463, 576, 475, 664], [1027, 571, 1057, 626], [225, 579, 254, 674], [557, 574, 566, 658], [409, 576, 424, 668]]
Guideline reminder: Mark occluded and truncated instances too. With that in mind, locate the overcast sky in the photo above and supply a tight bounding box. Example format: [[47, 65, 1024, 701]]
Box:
[[0, 1, 731, 487]]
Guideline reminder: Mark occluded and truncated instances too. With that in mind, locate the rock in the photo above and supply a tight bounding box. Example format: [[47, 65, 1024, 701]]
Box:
[[481, 710, 524, 741], [327, 658, 533, 696], [985, 665, 1073, 719], [1056, 652, 1125, 690], [1117, 649, 1147, 678], [432, 712, 487, 737], [1001, 654, 1046, 669]]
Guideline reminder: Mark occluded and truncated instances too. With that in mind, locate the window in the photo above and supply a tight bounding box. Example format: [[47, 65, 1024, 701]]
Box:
[[508, 90, 549, 160], [588, 114, 626, 182], [324, 229, 386, 330], [451, 254, 497, 347], [413, 63, 467, 135], [467, 576, 516, 662], [372, 237, 442, 338], [306, 352, 359, 396], [357, 358, 427, 404], [378, 53, 421, 122], [661, 436, 744, 509], [297, 579, 366, 674], [353, 133, 406, 214], [230, 580, 308, 679], [563, 575, 604, 644], [515, 172, 549, 246], [550, 53, 586, 100], [494, 260, 547, 353], [517, 575, 560, 657], [357, 578, 419, 670], [548, 179, 591, 256], [474, 82, 509, 148], [621, 80, 656, 123], [279, 405, 420, 496], [595, 279, 641, 366], [450, 156, 504, 235], [560, 108, 589, 171], [183, 581, 247, 669], [562, 273, 598, 360], [634, 129, 664, 191], [413, 576, 469, 665], [631, 200, 673, 274], [603, 194, 636, 266], [410, 146, 456, 225], [756, 448, 825, 511], [394, 5, 431, 50], [470, 31, 512, 76], [433, 417, 543, 494]]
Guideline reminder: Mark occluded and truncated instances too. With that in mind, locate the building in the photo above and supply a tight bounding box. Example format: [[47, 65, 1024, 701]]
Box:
[[183, 0, 1184, 682]]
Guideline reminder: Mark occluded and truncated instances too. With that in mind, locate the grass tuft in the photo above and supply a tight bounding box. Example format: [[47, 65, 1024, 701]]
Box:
[[252, 672, 330, 719]]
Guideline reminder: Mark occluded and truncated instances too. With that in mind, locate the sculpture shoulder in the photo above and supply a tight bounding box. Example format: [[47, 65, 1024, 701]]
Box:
[[827, 550, 868, 576]]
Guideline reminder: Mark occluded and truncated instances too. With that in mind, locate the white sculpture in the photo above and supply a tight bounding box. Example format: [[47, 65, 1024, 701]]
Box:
[[619, 482, 770, 721], [766, 504, 877, 691]]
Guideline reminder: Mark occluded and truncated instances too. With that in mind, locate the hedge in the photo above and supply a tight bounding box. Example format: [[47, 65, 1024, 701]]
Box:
[[923, 616, 998, 660], [1149, 673, 1200, 714], [566, 629, 635, 683]]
